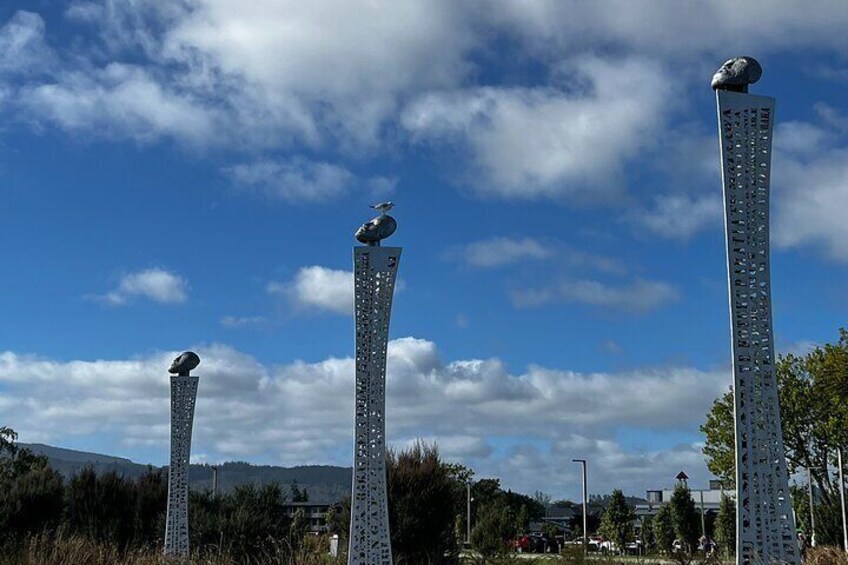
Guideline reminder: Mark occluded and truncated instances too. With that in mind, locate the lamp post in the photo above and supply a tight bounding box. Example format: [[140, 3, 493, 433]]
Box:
[[839, 448, 848, 553], [572, 459, 588, 554], [466, 482, 472, 545], [807, 466, 817, 547]]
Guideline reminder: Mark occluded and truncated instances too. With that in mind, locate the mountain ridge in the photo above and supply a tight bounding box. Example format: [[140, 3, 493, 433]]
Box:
[[20, 443, 351, 504]]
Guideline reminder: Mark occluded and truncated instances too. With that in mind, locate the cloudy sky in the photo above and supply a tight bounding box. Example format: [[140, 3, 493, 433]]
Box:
[[1, 1, 847, 501]]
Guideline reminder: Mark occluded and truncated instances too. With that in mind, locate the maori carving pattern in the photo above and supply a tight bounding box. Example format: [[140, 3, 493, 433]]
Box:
[[348, 246, 401, 565], [165, 375, 199, 557], [717, 90, 799, 565]]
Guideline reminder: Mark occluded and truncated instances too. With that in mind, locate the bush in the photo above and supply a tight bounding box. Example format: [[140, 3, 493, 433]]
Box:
[[470, 500, 515, 557], [387, 442, 461, 564]]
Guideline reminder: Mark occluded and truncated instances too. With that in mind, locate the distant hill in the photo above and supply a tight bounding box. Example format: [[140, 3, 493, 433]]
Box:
[[20, 443, 351, 504]]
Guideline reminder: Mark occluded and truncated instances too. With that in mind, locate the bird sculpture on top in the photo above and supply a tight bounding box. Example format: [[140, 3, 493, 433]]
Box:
[[371, 201, 394, 215], [711, 56, 762, 93], [168, 351, 201, 376], [356, 202, 397, 245]]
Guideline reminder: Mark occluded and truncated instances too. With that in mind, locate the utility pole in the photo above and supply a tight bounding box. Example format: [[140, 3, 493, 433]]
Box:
[[839, 448, 848, 553], [807, 466, 816, 546], [466, 481, 472, 545], [211, 465, 218, 497], [573, 459, 588, 555], [699, 490, 706, 536]]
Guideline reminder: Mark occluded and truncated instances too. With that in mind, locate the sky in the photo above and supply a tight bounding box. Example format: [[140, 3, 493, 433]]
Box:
[[1, 0, 848, 501]]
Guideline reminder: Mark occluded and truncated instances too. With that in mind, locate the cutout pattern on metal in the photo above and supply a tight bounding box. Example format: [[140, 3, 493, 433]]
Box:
[[717, 90, 799, 565], [348, 246, 401, 565], [164, 375, 199, 557]]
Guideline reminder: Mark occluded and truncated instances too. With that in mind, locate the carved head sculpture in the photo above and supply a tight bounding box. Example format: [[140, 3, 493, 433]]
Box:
[[355, 214, 397, 245], [169, 351, 201, 376], [711, 56, 762, 92]]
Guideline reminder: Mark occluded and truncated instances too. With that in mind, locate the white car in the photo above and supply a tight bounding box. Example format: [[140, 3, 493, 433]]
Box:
[[599, 540, 617, 554]]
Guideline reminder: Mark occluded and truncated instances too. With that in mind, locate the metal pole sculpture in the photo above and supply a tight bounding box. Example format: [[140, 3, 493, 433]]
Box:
[[348, 202, 400, 565], [713, 57, 800, 564], [164, 351, 201, 558]]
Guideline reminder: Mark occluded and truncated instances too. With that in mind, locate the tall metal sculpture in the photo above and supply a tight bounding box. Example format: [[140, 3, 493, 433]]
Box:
[[164, 351, 201, 558], [713, 57, 800, 564], [348, 203, 400, 565]]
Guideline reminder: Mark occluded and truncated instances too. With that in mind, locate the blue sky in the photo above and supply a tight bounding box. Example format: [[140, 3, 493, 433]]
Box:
[[1, 1, 848, 500]]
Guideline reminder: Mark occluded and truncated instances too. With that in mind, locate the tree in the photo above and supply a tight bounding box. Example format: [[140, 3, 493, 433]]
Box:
[[654, 504, 675, 554], [641, 514, 657, 554], [668, 483, 699, 552], [386, 441, 461, 564], [714, 494, 735, 558], [65, 467, 137, 547], [701, 329, 848, 545], [598, 489, 634, 553], [291, 481, 309, 502], [516, 504, 530, 533], [133, 467, 167, 546], [471, 499, 515, 558], [0, 443, 64, 544]]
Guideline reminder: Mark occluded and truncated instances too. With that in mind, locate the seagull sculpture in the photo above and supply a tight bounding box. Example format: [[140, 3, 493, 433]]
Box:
[[370, 201, 394, 215]]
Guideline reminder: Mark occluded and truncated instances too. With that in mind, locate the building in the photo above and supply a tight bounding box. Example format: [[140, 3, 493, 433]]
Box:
[[283, 501, 334, 533], [635, 479, 735, 520]]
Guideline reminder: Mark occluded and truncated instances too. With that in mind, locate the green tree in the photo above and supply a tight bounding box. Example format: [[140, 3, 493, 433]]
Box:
[[470, 499, 515, 558], [386, 441, 461, 564], [641, 514, 656, 554], [598, 489, 634, 553], [133, 467, 167, 546], [701, 329, 848, 545], [714, 494, 735, 558], [668, 483, 699, 552], [65, 468, 137, 547], [291, 481, 309, 502], [0, 444, 64, 545], [654, 504, 675, 554], [516, 504, 530, 533], [326, 496, 350, 540]]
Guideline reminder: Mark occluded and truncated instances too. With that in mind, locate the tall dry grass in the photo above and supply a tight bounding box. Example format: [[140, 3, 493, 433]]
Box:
[[0, 535, 346, 565], [806, 546, 848, 565]]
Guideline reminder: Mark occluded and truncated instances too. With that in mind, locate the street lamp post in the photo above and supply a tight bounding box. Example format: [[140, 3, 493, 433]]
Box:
[[573, 459, 588, 555], [807, 466, 817, 547], [839, 448, 848, 553], [466, 482, 472, 545]]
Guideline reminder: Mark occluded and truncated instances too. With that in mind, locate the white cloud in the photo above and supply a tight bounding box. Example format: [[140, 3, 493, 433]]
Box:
[[96, 268, 188, 305], [219, 316, 266, 329], [0, 11, 51, 75], [367, 175, 399, 198], [770, 115, 848, 261], [402, 57, 672, 199], [269, 266, 354, 315], [512, 278, 679, 313], [633, 194, 723, 240], [483, 1, 848, 57], [0, 337, 727, 497], [224, 158, 353, 203], [21, 63, 220, 145], [448, 237, 554, 268], [447, 237, 626, 276]]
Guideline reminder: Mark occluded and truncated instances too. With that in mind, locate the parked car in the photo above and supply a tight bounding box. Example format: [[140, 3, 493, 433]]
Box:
[[512, 535, 530, 553], [599, 540, 617, 554], [625, 539, 643, 555], [586, 538, 601, 552]]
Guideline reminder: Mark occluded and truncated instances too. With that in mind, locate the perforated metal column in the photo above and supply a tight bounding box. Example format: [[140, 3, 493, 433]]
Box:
[[348, 246, 401, 565], [717, 90, 800, 565], [164, 375, 199, 558]]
